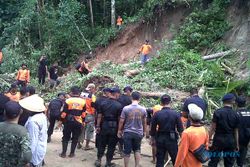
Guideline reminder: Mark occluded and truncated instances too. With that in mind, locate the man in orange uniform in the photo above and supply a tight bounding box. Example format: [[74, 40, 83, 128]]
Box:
[[175, 104, 209, 167], [116, 16, 123, 30], [16, 64, 30, 87], [0, 48, 3, 65], [150, 104, 163, 164], [78, 83, 96, 150], [138, 40, 152, 65], [60, 86, 86, 158], [5, 84, 21, 102]]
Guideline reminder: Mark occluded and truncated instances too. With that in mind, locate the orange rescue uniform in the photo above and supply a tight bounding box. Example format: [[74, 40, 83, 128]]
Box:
[[61, 97, 86, 124], [5, 92, 21, 102], [139, 44, 152, 55], [85, 94, 96, 115], [181, 116, 188, 129], [116, 18, 123, 26], [175, 126, 209, 167], [16, 69, 30, 83], [0, 51, 3, 63]]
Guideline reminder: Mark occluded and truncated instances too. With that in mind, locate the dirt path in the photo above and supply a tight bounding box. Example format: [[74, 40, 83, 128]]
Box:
[[44, 130, 158, 167]]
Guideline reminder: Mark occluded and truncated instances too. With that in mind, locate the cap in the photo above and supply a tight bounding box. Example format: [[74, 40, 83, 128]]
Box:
[[58, 92, 66, 97], [222, 93, 235, 102], [86, 83, 96, 91], [236, 96, 246, 107], [110, 87, 121, 94], [102, 88, 111, 92], [123, 86, 133, 92], [5, 101, 22, 119], [188, 104, 203, 121], [160, 94, 171, 103]]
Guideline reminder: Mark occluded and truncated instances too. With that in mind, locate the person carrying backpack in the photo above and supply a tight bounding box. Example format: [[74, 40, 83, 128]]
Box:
[[175, 104, 209, 167], [47, 92, 66, 143]]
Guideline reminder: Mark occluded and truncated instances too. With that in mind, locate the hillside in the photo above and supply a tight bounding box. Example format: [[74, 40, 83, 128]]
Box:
[[92, 5, 191, 65]]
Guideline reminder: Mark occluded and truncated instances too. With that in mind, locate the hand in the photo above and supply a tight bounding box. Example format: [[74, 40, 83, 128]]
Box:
[[57, 121, 63, 128], [96, 127, 100, 134], [150, 137, 155, 145], [24, 163, 30, 167], [117, 130, 123, 138], [235, 145, 239, 152]]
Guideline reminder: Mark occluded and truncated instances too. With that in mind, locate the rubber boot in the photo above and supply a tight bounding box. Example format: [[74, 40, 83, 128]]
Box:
[[59, 142, 68, 158], [69, 142, 77, 158]]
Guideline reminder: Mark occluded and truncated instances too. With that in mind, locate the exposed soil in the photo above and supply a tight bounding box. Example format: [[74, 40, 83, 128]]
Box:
[[88, 5, 191, 67], [45, 131, 159, 167], [83, 76, 114, 90]]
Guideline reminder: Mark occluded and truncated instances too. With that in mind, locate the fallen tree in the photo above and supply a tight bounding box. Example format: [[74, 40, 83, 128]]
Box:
[[203, 49, 238, 60], [139, 88, 189, 101]]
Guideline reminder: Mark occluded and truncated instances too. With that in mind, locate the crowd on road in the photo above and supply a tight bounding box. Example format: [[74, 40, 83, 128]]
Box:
[[0, 21, 249, 167], [0, 78, 249, 167]]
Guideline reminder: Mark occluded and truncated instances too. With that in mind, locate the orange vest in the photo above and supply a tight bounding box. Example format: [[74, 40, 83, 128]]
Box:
[[5, 92, 21, 102], [117, 18, 123, 26], [84, 94, 96, 115], [140, 44, 152, 55], [61, 97, 86, 124], [16, 69, 30, 82], [0, 52, 3, 62]]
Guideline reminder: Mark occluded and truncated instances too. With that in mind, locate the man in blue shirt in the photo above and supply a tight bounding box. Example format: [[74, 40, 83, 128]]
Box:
[[118, 92, 147, 167]]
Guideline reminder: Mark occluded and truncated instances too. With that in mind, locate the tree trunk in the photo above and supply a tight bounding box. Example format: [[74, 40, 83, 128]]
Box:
[[103, 0, 106, 27], [203, 49, 237, 60], [111, 0, 115, 27], [89, 0, 94, 28]]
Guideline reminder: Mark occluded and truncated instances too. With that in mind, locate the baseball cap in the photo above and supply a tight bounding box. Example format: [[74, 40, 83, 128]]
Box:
[[222, 93, 235, 102], [102, 88, 111, 92], [123, 86, 133, 92], [5, 101, 22, 119], [110, 87, 121, 94], [86, 83, 96, 91], [58, 92, 66, 97]]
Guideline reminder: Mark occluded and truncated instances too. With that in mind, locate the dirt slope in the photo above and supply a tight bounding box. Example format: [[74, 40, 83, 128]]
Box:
[[91, 5, 191, 65]]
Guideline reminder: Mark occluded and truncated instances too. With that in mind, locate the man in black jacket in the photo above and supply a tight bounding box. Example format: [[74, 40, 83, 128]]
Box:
[[47, 92, 66, 143], [95, 88, 123, 167]]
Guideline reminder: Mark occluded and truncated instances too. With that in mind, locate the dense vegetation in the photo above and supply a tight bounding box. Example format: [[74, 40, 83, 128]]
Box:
[[0, 0, 249, 114]]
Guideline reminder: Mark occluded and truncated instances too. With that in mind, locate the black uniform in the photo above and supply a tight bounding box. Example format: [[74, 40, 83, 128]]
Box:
[[236, 108, 250, 167], [183, 95, 207, 117], [94, 95, 109, 148], [208, 106, 240, 167], [117, 94, 132, 108], [0, 94, 10, 122], [97, 98, 122, 164], [151, 107, 183, 167], [38, 58, 47, 85], [47, 98, 64, 138]]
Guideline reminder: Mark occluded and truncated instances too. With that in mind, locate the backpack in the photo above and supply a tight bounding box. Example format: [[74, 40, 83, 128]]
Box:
[[49, 99, 63, 117]]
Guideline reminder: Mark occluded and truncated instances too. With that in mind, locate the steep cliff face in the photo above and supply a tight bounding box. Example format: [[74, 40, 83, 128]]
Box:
[[224, 0, 250, 54], [91, 0, 249, 69]]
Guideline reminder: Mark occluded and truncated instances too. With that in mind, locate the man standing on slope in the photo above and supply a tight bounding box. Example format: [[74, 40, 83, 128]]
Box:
[[118, 92, 147, 167], [138, 40, 152, 65]]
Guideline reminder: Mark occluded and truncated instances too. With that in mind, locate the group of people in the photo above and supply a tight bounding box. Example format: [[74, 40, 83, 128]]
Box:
[[0, 80, 249, 167]]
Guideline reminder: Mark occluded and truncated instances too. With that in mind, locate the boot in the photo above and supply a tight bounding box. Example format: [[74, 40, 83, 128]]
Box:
[[69, 142, 77, 158], [59, 142, 68, 158], [47, 136, 51, 143]]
